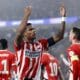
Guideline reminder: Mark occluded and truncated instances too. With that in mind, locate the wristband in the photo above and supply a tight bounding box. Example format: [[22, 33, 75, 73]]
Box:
[[61, 17, 65, 22]]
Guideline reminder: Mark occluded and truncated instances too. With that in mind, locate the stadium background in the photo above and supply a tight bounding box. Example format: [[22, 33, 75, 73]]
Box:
[[0, 0, 80, 80]]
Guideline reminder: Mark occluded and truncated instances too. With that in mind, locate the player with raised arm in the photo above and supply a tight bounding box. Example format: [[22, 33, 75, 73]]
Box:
[[0, 39, 17, 80], [14, 5, 66, 80]]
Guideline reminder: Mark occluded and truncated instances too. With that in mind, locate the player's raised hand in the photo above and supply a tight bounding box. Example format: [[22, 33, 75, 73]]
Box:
[[60, 4, 66, 17], [24, 6, 32, 17]]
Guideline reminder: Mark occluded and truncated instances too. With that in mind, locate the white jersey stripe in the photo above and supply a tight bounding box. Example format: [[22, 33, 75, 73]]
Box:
[[19, 43, 26, 79], [28, 43, 42, 78], [17, 50, 21, 79], [28, 57, 38, 78], [34, 57, 41, 80], [24, 43, 33, 78], [25, 58, 32, 78]]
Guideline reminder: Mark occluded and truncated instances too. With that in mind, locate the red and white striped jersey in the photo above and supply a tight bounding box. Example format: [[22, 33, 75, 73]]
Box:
[[0, 50, 16, 80], [41, 53, 59, 80], [14, 39, 48, 80]]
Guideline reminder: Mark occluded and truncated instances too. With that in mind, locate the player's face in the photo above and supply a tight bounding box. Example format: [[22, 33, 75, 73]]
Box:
[[23, 25, 36, 40], [69, 30, 75, 42]]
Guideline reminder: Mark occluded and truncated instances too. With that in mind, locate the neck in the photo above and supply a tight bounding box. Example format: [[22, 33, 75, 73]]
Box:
[[43, 50, 48, 53], [72, 40, 80, 44]]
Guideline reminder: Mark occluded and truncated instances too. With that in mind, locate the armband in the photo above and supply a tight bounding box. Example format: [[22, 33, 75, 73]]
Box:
[[71, 55, 79, 61]]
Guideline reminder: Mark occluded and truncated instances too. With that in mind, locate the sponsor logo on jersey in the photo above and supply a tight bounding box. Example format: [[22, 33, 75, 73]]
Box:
[[25, 50, 41, 58]]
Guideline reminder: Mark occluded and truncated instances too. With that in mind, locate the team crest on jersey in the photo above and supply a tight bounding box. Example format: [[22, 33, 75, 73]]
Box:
[[25, 50, 41, 58]]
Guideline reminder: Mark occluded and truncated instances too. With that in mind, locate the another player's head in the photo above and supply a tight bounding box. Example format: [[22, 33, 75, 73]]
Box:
[[23, 23, 36, 41], [69, 27, 80, 43], [0, 39, 8, 50]]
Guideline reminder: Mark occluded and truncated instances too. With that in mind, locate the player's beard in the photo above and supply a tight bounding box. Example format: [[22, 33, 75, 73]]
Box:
[[31, 36, 36, 42], [27, 37, 36, 43]]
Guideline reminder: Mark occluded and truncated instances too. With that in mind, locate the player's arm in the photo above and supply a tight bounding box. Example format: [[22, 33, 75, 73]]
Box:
[[15, 6, 32, 47], [58, 67, 65, 80], [60, 54, 70, 66], [48, 5, 66, 46]]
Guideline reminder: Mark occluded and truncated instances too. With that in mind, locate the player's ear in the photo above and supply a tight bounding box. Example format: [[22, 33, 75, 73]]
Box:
[[73, 34, 76, 40]]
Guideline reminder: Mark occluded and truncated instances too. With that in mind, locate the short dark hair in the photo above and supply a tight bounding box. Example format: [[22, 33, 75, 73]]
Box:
[[0, 39, 8, 49], [26, 23, 32, 26], [23, 23, 32, 36], [24, 23, 32, 31], [72, 27, 80, 40]]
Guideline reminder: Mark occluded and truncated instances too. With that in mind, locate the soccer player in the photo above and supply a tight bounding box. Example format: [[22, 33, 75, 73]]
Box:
[[41, 45, 64, 80], [14, 5, 66, 80], [67, 27, 80, 80], [0, 39, 17, 80]]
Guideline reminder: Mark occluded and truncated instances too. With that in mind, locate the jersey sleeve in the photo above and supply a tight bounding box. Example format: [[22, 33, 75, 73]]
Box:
[[39, 39, 49, 50], [39, 38, 56, 50]]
